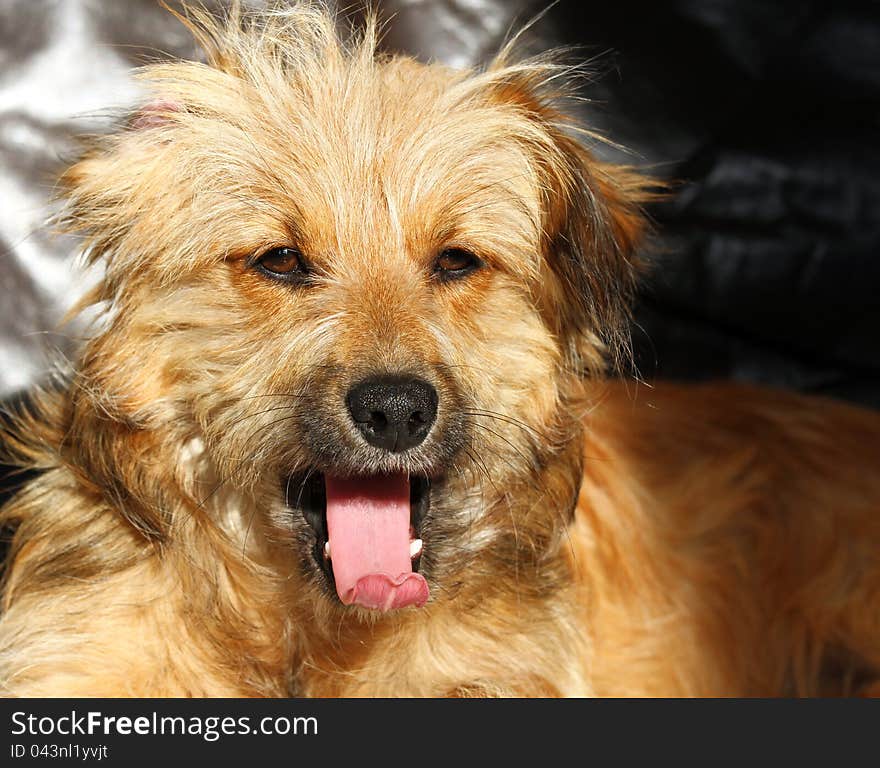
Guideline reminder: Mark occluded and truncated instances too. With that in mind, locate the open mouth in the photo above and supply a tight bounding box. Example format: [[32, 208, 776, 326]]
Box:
[[287, 471, 431, 612]]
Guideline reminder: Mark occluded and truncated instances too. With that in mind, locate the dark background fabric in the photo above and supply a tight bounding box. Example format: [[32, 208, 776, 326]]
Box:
[[1, 0, 879, 510], [560, 0, 880, 408]]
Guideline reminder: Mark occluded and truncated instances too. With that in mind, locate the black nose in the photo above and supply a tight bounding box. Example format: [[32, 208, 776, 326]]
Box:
[[346, 375, 439, 453]]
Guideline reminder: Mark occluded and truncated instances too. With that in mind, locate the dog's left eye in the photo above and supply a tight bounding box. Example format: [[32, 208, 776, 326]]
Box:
[[433, 248, 482, 281], [254, 247, 308, 283]]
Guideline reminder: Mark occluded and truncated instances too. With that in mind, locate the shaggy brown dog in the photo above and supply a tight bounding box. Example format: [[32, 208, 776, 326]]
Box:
[[1, 3, 879, 697]]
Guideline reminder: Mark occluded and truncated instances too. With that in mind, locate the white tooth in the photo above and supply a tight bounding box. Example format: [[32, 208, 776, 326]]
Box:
[[323, 541, 331, 559], [410, 539, 423, 559]]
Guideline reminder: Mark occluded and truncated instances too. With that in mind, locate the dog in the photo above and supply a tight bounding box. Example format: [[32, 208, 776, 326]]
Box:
[[1, 2, 878, 697]]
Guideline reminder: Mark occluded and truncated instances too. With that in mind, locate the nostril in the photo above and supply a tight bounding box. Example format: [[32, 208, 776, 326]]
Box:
[[369, 411, 388, 430]]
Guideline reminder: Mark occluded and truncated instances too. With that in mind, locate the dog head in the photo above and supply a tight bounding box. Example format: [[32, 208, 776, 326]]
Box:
[[59, 4, 652, 615]]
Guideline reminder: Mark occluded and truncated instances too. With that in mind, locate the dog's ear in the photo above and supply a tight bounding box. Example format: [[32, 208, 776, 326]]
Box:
[[128, 98, 184, 131], [56, 57, 252, 299], [544, 135, 655, 375], [55, 94, 187, 309], [483, 62, 657, 376]]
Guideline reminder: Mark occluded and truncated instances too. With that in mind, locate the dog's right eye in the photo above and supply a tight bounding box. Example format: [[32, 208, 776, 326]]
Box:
[[253, 247, 309, 283], [433, 248, 482, 282]]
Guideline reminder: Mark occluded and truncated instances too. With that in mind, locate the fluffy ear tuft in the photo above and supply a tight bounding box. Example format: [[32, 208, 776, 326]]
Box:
[[548, 137, 659, 376]]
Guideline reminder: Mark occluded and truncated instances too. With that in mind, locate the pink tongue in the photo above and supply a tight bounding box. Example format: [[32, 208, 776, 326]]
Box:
[[324, 474, 429, 611]]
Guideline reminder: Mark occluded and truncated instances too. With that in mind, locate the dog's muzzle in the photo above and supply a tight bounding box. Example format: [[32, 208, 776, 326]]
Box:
[[287, 370, 461, 613]]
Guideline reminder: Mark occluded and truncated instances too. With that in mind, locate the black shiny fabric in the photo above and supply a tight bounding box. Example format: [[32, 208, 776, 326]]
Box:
[[0, 1, 878, 455]]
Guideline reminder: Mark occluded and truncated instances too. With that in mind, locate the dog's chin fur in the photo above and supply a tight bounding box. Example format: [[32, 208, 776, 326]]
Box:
[[1, 3, 879, 698]]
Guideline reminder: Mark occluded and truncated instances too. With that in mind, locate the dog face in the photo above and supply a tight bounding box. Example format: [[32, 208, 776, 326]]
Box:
[[60, 6, 648, 614]]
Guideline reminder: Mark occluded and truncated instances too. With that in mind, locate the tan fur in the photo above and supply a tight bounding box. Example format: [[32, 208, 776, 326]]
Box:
[[0, 3, 878, 697]]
